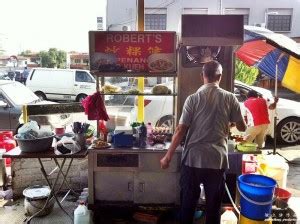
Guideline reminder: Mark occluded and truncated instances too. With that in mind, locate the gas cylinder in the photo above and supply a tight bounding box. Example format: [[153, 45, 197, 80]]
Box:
[[0, 131, 13, 141], [1, 135, 16, 167]]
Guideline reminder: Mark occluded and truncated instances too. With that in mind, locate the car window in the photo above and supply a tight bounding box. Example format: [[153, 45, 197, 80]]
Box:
[[7, 72, 15, 80], [0, 93, 5, 101], [0, 93, 10, 107], [75, 71, 94, 83], [1, 82, 39, 105], [234, 85, 250, 102], [15, 72, 21, 79]]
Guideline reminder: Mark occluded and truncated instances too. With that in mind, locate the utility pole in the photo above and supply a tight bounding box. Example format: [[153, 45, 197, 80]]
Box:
[[137, 0, 144, 31], [219, 0, 223, 14], [137, 0, 145, 122]]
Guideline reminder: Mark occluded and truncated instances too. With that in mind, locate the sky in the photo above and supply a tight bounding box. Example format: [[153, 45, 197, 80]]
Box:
[[0, 0, 106, 55]]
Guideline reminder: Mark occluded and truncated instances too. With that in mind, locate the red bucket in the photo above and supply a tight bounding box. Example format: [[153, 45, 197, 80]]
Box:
[[275, 187, 292, 209], [275, 187, 292, 202]]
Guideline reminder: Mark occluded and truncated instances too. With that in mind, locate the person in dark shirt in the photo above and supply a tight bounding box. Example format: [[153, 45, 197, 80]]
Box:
[[22, 67, 29, 84], [160, 61, 246, 224]]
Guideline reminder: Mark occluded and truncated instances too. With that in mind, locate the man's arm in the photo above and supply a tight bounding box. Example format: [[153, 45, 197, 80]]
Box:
[[235, 119, 247, 132], [269, 97, 279, 110], [160, 124, 188, 169], [230, 94, 246, 132]]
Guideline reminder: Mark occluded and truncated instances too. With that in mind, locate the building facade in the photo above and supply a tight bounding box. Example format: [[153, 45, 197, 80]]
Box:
[[0, 55, 28, 69], [106, 0, 300, 38], [67, 52, 89, 70]]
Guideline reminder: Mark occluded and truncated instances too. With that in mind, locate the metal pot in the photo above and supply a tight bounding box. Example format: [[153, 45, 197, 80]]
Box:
[[23, 185, 55, 216]]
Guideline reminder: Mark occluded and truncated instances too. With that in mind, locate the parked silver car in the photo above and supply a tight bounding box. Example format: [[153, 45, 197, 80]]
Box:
[[0, 80, 71, 132], [0, 71, 10, 81]]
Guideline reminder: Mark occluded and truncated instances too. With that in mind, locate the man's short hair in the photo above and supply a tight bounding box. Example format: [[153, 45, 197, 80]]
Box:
[[247, 90, 259, 98], [202, 60, 223, 82]]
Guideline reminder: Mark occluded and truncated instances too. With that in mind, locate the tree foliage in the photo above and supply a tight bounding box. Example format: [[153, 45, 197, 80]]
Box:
[[20, 50, 32, 56], [235, 59, 259, 85], [39, 48, 66, 68]]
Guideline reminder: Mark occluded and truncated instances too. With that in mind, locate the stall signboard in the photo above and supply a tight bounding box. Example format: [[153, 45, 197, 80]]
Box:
[[89, 31, 176, 74]]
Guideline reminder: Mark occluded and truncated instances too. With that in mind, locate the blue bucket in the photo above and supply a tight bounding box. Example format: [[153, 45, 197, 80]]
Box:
[[237, 174, 276, 220]]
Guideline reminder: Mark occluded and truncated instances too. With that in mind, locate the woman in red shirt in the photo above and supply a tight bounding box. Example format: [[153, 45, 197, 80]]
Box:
[[244, 90, 278, 148]]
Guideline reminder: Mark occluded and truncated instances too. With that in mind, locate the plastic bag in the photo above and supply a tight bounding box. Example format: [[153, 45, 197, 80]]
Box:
[[18, 121, 39, 135], [16, 121, 53, 139], [54, 136, 81, 155]]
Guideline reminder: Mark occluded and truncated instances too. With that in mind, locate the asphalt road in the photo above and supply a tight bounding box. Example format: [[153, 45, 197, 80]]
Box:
[[264, 137, 300, 152]]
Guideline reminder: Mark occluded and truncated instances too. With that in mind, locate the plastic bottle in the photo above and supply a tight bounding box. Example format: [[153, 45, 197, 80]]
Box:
[[99, 120, 107, 141], [107, 132, 113, 143], [200, 183, 205, 200], [146, 122, 153, 145], [139, 123, 147, 148], [221, 208, 237, 224], [74, 202, 90, 224]]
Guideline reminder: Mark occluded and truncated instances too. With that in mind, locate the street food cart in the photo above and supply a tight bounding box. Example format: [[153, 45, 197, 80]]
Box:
[[87, 15, 246, 209], [88, 30, 179, 206]]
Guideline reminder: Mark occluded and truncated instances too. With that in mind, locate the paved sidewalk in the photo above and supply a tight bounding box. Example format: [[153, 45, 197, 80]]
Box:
[[263, 146, 300, 223]]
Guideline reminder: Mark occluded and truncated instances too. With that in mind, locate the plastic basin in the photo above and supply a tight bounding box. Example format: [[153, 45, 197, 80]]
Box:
[[237, 143, 258, 152], [14, 134, 54, 152]]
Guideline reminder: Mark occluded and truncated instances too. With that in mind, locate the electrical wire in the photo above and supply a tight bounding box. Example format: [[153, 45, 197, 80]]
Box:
[[108, 0, 177, 29], [145, 0, 176, 14]]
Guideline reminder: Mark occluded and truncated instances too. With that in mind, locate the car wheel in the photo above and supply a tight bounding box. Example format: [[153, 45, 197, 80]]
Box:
[[277, 117, 300, 144], [35, 91, 46, 100], [156, 115, 173, 129], [76, 94, 87, 102]]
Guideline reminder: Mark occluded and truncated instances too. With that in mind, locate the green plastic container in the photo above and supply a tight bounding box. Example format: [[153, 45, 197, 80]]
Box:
[[237, 143, 258, 152]]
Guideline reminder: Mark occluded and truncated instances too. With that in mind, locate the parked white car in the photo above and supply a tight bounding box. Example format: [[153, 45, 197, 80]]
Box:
[[234, 81, 300, 144], [26, 68, 96, 102], [133, 81, 300, 145]]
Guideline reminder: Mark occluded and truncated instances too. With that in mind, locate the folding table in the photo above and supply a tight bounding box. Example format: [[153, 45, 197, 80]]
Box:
[[3, 147, 88, 223]]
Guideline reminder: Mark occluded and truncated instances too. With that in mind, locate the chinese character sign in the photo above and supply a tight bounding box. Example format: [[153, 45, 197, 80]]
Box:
[[89, 31, 176, 73]]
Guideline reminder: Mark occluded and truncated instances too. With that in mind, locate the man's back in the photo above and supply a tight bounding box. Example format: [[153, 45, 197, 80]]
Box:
[[180, 83, 242, 169]]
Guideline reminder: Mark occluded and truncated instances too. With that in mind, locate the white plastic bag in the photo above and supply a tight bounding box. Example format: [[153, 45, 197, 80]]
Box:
[[54, 136, 81, 155], [18, 121, 39, 135]]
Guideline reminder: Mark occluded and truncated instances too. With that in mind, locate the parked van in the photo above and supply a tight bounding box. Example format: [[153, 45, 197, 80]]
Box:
[[26, 68, 96, 102]]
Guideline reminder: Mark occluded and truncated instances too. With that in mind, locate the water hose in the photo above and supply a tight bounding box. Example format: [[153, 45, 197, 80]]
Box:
[[225, 182, 240, 215]]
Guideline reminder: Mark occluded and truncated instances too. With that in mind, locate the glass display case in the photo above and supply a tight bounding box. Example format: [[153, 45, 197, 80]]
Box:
[[89, 30, 178, 132]]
